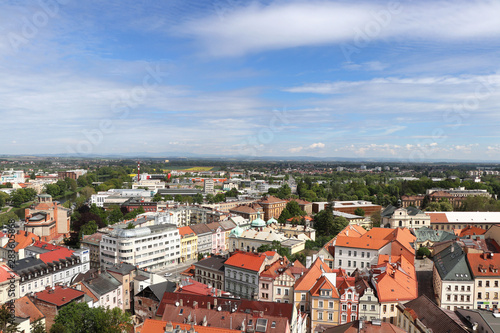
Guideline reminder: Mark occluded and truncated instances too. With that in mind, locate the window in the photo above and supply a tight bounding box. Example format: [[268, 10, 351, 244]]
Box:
[[353, 251, 357, 257], [339, 260, 342, 266], [486, 281, 490, 287], [328, 313, 333, 321], [341, 314, 347, 322], [352, 305, 357, 311], [339, 250, 342, 255], [362, 304, 367, 310], [319, 301, 323, 308], [495, 292, 499, 300], [455, 285, 458, 291], [277, 288, 281, 295], [361, 252, 365, 258], [348, 293, 352, 300], [391, 305, 394, 312], [447, 295, 451, 301], [301, 294, 306, 301], [348, 251, 352, 256], [486, 292, 490, 299], [495, 281, 499, 288], [370, 305, 375, 311], [285, 289, 289, 296], [478, 292, 482, 299], [351, 315, 356, 321], [367, 252, 370, 258], [361, 262, 364, 268], [478, 281, 482, 287], [329, 302, 333, 309], [318, 312, 323, 320], [348, 261, 351, 267], [353, 261, 356, 268], [467, 286, 471, 292], [342, 304, 347, 311]]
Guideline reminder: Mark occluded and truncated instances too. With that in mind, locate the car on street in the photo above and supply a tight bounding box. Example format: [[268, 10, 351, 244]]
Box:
[[164, 273, 172, 277]]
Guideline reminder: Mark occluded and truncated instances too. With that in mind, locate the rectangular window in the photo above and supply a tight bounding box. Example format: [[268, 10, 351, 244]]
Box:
[[319, 301, 323, 308], [318, 312, 323, 320], [328, 313, 333, 321]]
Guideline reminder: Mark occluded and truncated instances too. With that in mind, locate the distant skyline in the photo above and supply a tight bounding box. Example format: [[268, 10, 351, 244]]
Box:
[[1, 1, 500, 161]]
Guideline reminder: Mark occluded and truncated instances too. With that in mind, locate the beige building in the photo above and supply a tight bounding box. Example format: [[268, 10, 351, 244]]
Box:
[[467, 252, 500, 310], [381, 206, 431, 229]]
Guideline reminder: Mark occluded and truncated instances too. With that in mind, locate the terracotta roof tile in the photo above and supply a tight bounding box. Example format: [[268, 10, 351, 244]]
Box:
[[15, 296, 44, 323], [141, 319, 241, 333], [34, 285, 85, 306], [224, 251, 276, 272]]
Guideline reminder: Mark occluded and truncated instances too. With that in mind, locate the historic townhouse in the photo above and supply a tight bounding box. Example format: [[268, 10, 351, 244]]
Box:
[[433, 242, 475, 310], [178, 226, 198, 263], [224, 250, 279, 300], [467, 252, 500, 310], [193, 255, 225, 290], [258, 195, 286, 221]]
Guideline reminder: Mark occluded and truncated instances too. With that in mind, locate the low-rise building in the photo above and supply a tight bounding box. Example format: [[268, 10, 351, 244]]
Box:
[[178, 226, 198, 263], [381, 206, 431, 229], [79, 271, 123, 309], [467, 252, 500, 310], [193, 255, 225, 290]]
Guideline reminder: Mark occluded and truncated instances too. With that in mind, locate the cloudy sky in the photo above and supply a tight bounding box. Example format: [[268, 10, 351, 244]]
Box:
[[1, 0, 500, 161]]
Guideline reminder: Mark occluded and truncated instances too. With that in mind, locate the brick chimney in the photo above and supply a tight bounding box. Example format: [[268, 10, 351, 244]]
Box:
[[193, 301, 198, 309]]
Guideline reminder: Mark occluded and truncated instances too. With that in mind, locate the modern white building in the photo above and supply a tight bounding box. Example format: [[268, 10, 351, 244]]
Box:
[[90, 189, 153, 207], [100, 224, 180, 271], [0, 169, 25, 184]]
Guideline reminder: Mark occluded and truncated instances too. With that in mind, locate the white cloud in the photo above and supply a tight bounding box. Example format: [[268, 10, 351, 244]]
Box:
[[179, 1, 500, 57], [309, 142, 325, 149]]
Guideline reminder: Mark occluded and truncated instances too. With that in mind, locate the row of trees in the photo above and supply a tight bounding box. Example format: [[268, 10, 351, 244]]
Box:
[[8, 188, 37, 208], [45, 177, 78, 198]]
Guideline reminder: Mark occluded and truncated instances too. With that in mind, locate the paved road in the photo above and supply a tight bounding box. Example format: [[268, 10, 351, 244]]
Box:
[[415, 258, 437, 304], [156, 261, 195, 282]]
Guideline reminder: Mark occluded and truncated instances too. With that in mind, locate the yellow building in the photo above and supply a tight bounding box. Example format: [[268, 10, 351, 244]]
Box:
[[178, 226, 198, 263], [310, 274, 341, 331]]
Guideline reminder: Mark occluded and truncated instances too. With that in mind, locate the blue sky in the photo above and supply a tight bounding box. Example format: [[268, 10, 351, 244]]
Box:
[[1, 0, 500, 161]]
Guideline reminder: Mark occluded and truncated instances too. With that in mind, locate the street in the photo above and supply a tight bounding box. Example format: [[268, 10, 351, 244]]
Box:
[[415, 257, 436, 304]]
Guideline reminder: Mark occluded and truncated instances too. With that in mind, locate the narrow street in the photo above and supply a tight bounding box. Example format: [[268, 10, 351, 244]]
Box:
[[415, 257, 436, 304]]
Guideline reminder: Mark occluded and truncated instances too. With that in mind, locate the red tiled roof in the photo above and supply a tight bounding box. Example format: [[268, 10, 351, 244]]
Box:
[[0, 264, 18, 283], [259, 195, 286, 204], [0, 230, 40, 251], [175, 278, 225, 296], [224, 251, 276, 272], [372, 256, 417, 303], [34, 286, 85, 306], [294, 258, 333, 291], [467, 253, 500, 277], [39, 248, 74, 264], [310, 275, 340, 298], [335, 236, 389, 250], [141, 319, 241, 333], [426, 212, 449, 223], [15, 296, 44, 323], [32, 241, 65, 251], [178, 226, 195, 237], [458, 225, 487, 237]]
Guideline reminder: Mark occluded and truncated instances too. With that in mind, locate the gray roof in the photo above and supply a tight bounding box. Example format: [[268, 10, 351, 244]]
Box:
[[135, 281, 177, 301], [457, 308, 500, 332], [83, 272, 122, 297], [415, 227, 456, 243], [189, 223, 212, 236], [381, 205, 397, 218], [194, 256, 225, 272], [433, 242, 473, 281], [219, 220, 237, 230], [107, 263, 136, 275], [402, 295, 468, 333], [12, 257, 46, 272]]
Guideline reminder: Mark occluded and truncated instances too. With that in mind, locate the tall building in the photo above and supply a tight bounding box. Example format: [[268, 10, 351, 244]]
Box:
[[203, 179, 215, 194]]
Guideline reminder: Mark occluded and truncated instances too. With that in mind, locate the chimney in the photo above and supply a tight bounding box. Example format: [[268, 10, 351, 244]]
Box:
[[180, 299, 183, 306], [214, 298, 217, 307], [193, 301, 198, 309], [207, 302, 211, 310]]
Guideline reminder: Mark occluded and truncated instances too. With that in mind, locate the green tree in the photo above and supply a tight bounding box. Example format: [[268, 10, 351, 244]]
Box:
[[31, 318, 47, 333], [50, 302, 132, 333], [354, 208, 365, 216], [278, 201, 306, 224], [45, 184, 61, 197], [64, 177, 78, 192], [80, 220, 98, 235], [107, 206, 124, 224], [332, 216, 349, 235], [370, 210, 381, 228], [152, 193, 163, 202], [0, 192, 8, 208], [0, 303, 19, 333], [193, 193, 204, 204], [417, 246, 431, 258], [79, 186, 95, 200], [126, 222, 135, 229]]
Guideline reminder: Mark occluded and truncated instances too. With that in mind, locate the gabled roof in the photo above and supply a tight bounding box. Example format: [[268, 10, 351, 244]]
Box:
[[259, 195, 285, 204], [466, 252, 500, 278], [135, 281, 177, 301], [82, 271, 122, 297], [0, 264, 18, 283], [415, 227, 456, 243], [433, 242, 472, 281], [0, 230, 39, 251], [401, 295, 468, 333], [34, 286, 85, 307], [457, 225, 486, 237], [372, 256, 417, 303], [178, 226, 196, 238], [107, 262, 136, 275], [224, 251, 276, 272], [15, 296, 44, 323], [189, 223, 212, 235], [260, 257, 291, 280], [294, 258, 333, 291], [310, 274, 340, 298], [323, 320, 406, 333], [140, 319, 241, 333], [335, 236, 389, 250]]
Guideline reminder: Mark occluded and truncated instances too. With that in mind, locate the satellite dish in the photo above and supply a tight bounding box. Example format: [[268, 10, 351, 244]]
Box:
[[175, 302, 179, 307], [217, 306, 222, 311]]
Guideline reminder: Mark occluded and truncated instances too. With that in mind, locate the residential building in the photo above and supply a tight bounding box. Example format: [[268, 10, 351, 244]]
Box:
[[229, 203, 263, 221], [333, 227, 416, 274], [337, 276, 359, 324], [289, 198, 313, 215], [259, 256, 294, 303], [79, 271, 123, 309], [193, 255, 225, 290], [456, 307, 500, 333], [31, 285, 85, 331], [14, 296, 45, 333], [157, 293, 299, 333], [467, 252, 500, 310], [371, 255, 418, 323], [319, 224, 367, 270], [330, 201, 382, 217], [413, 226, 456, 251], [100, 223, 180, 271], [141, 319, 242, 333], [396, 295, 469, 333], [81, 232, 104, 269], [224, 250, 279, 300], [356, 282, 379, 321], [310, 273, 341, 331], [433, 242, 474, 310], [321, 320, 406, 333], [189, 223, 212, 256], [107, 262, 137, 311], [0, 230, 40, 261], [0, 264, 20, 304], [203, 178, 214, 194], [178, 226, 198, 263], [0, 169, 25, 184], [134, 281, 177, 322]]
